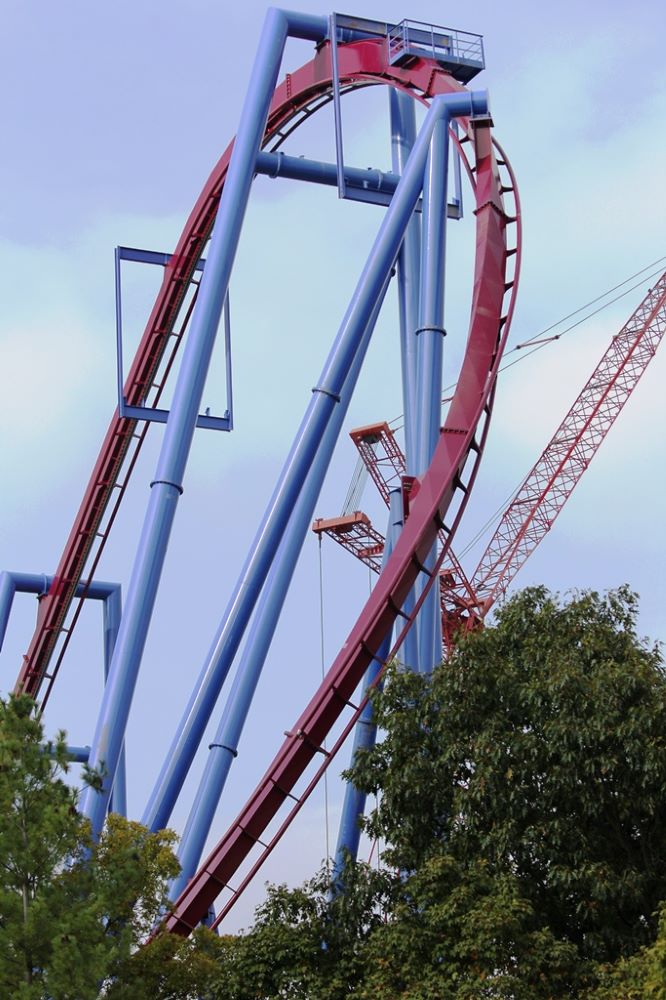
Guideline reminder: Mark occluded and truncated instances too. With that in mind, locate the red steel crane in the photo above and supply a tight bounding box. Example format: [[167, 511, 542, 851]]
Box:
[[313, 269, 666, 646]]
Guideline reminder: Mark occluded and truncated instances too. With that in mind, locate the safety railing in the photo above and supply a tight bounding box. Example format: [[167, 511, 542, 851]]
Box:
[[387, 19, 484, 80]]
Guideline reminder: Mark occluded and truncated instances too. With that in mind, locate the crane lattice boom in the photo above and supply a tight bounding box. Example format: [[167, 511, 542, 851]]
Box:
[[464, 270, 666, 614], [316, 272, 666, 640]]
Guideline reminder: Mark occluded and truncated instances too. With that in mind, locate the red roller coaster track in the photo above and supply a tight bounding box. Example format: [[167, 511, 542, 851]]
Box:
[[160, 50, 520, 933], [315, 270, 666, 649], [15, 37, 518, 711], [13, 34, 520, 930]]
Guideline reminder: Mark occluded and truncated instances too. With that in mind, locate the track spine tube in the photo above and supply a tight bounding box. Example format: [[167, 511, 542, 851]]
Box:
[[81, 7, 295, 835], [143, 91, 485, 835], [169, 274, 393, 893], [333, 486, 403, 877]]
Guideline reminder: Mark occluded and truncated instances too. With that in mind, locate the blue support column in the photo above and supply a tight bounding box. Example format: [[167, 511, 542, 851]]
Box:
[[169, 276, 393, 895], [390, 89, 421, 674], [414, 117, 450, 673], [143, 92, 483, 835], [333, 487, 404, 878], [103, 586, 126, 817], [80, 8, 327, 836]]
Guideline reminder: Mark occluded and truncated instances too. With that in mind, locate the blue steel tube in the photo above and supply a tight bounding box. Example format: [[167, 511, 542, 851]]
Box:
[[390, 89, 421, 470], [333, 487, 404, 878], [0, 572, 17, 651], [143, 91, 486, 835], [81, 8, 317, 835], [0, 572, 118, 652], [414, 117, 452, 673], [103, 586, 126, 817], [169, 276, 393, 895], [390, 88, 421, 674], [0, 571, 125, 811]]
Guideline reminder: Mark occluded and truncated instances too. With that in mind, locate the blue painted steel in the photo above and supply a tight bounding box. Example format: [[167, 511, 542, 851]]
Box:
[[118, 247, 206, 270], [389, 88, 421, 674], [114, 247, 232, 431], [103, 585, 126, 817], [414, 117, 451, 673], [256, 149, 467, 214], [0, 570, 126, 811], [169, 272, 393, 895], [390, 89, 420, 469], [82, 6, 303, 837], [329, 13, 346, 199], [63, 745, 92, 764], [142, 91, 486, 835], [450, 121, 463, 219], [256, 151, 398, 207], [409, 91, 488, 671], [0, 571, 119, 652], [333, 487, 404, 877], [223, 292, 233, 431]]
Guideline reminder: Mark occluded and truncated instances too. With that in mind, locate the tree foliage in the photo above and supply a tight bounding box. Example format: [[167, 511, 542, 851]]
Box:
[[351, 587, 666, 968], [209, 587, 666, 998], [0, 694, 219, 999]]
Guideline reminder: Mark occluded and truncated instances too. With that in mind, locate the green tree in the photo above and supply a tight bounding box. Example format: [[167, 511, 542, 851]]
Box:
[[349, 585, 666, 994], [207, 587, 666, 998], [209, 862, 393, 1000], [0, 694, 219, 999]]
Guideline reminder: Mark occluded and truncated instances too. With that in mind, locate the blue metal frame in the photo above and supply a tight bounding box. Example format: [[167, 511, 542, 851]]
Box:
[[413, 117, 450, 672], [62, 0, 489, 838], [329, 12, 346, 199], [0, 571, 126, 816], [84, 6, 332, 836], [255, 149, 465, 214], [114, 246, 233, 432]]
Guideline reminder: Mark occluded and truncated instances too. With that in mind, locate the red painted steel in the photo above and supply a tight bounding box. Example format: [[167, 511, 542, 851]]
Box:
[[312, 513, 385, 573], [349, 422, 405, 505], [316, 422, 479, 634], [15, 38, 492, 702], [164, 113, 517, 934], [458, 269, 666, 616]]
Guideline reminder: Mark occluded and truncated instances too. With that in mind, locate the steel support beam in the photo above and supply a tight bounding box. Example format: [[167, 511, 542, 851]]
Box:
[[0, 571, 125, 815], [82, 7, 314, 834], [143, 89, 486, 835], [169, 275, 393, 894], [333, 487, 403, 877], [390, 88, 421, 673], [414, 116, 452, 672]]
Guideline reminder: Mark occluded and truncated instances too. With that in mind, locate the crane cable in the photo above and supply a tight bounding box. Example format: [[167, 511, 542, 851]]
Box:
[[387, 254, 666, 431], [451, 257, 666, 560], [317, 534, 331, 867]]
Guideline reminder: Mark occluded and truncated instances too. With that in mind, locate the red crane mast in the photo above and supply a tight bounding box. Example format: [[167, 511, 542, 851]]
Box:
[[315, 270, 666, 642]]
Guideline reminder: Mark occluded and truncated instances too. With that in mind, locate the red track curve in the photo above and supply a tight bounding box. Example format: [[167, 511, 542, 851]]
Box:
[[161, 56, 519, 932], [15, 37, 519, 929], [16, 38, 514, 703]]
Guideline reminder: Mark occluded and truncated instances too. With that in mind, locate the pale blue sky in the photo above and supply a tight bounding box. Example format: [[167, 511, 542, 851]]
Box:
[[1, 0, 665, 929]]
